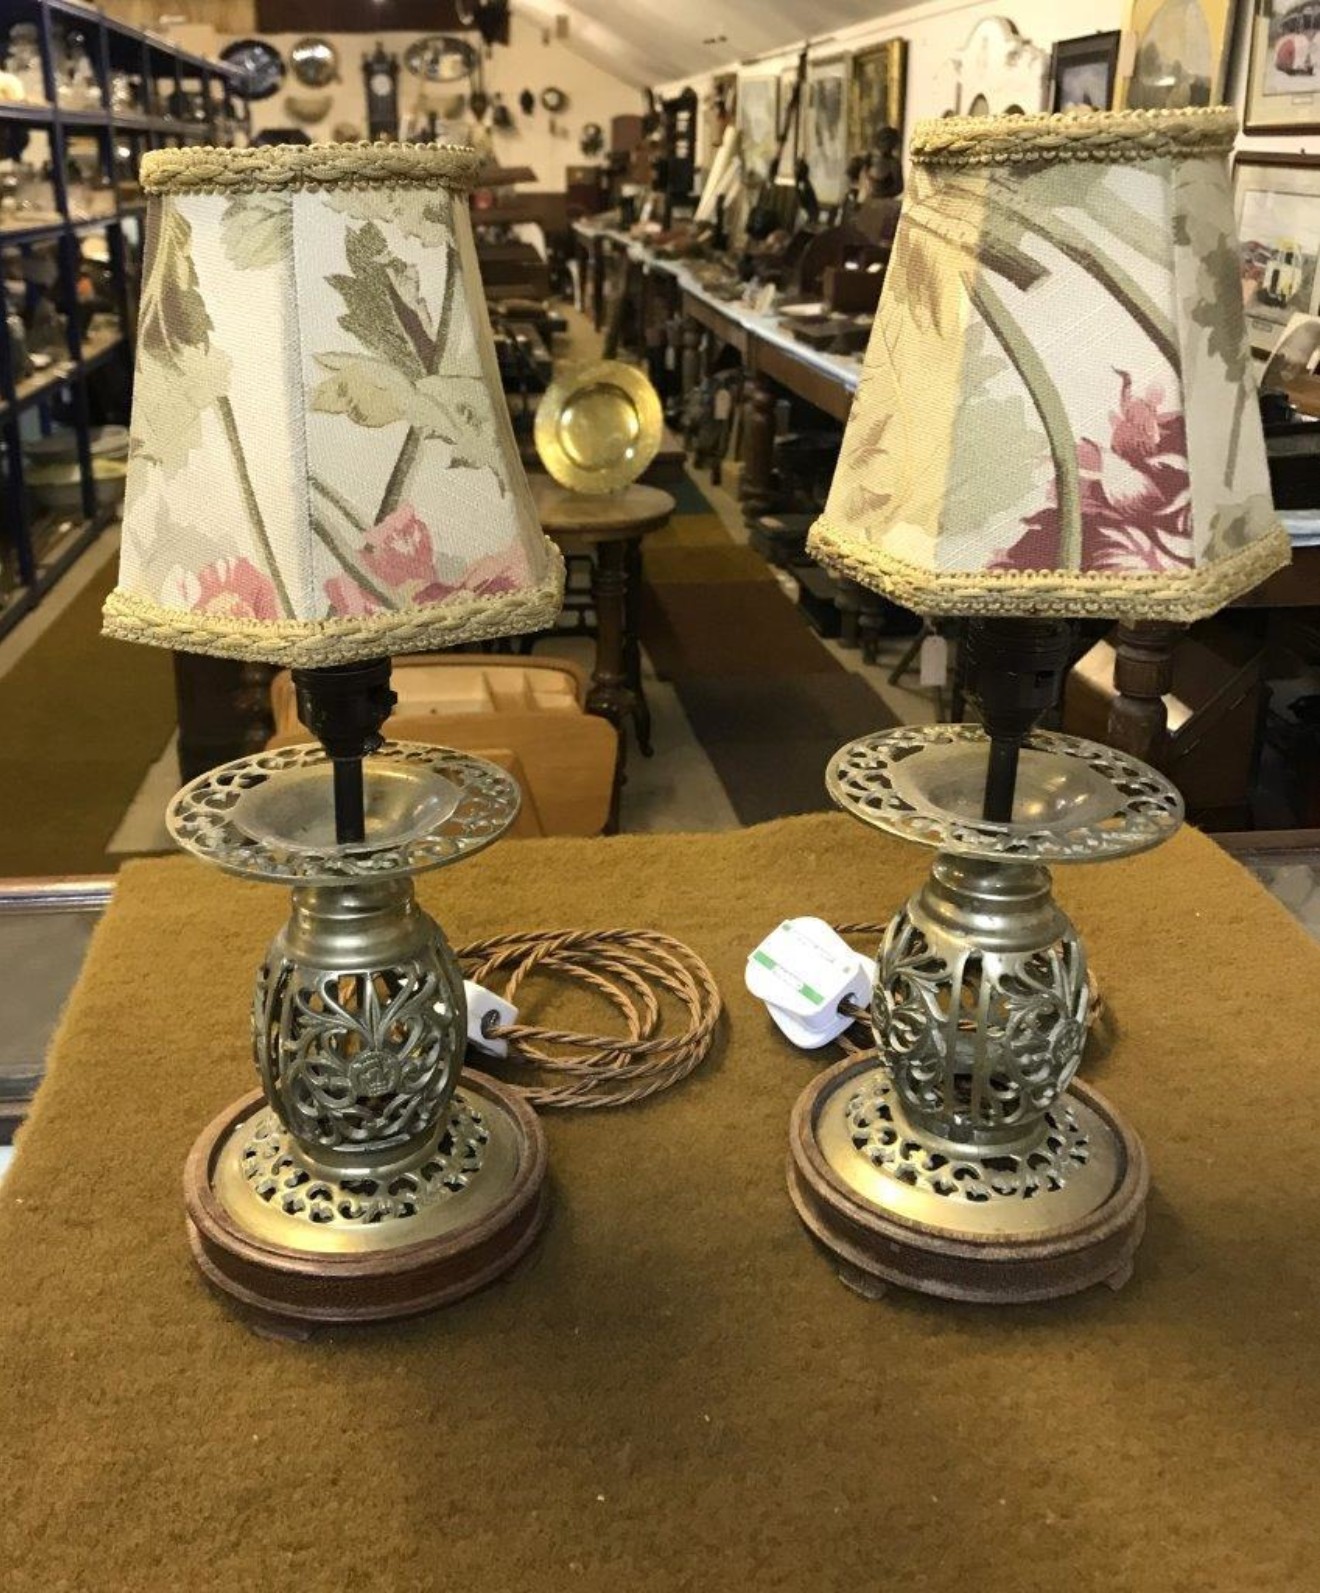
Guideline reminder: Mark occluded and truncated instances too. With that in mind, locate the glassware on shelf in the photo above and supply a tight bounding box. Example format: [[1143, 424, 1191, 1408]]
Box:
[[58, 28, 101, 110], [4, 23, 47, 104]]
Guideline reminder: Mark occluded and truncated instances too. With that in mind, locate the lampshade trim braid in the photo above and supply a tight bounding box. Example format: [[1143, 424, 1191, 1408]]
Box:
[[910, 107, 1238, 167], [807, 520, 1290, 623], [140, 141, 484, 196], [101, 546, 566, 666]]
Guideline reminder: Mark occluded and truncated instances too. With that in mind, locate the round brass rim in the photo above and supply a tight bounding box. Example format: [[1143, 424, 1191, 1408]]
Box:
[[534, 360, 663, 495]]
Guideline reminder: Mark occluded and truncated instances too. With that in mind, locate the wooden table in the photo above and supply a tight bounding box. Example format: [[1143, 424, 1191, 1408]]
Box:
[[532, 479, 675, 829]]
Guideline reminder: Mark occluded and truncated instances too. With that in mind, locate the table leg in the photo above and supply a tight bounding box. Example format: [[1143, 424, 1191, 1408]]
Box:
[[586, 539, 634, 831], [1107, 621, 1183, 768], [623, 537, 653, 756], [740, 372, 777, 519]]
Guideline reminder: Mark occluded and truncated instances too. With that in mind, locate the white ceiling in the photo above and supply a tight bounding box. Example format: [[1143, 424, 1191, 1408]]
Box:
[[512, 0, 895, 88]]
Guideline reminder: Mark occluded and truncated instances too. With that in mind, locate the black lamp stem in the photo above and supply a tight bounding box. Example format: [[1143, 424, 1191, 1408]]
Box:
[[964, 618, 1072, 824], [290, 658, 397, 847]]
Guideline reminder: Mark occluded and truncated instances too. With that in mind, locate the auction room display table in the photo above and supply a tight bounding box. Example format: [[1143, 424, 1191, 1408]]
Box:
[[2, 814, 1318, 1591]]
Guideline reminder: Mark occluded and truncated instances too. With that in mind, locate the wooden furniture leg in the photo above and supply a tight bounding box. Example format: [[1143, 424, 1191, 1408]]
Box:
[[623, 537, 653, 756], [740, 372, 777, 519], [587, 538, 632, 832], [1107, 621, 1183, 767]]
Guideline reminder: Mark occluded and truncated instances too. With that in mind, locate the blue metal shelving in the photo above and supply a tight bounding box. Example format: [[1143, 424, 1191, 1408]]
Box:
[[0, 0, 249, 642]]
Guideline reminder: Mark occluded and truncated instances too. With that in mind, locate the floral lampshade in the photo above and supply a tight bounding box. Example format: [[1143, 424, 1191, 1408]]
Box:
[[103, 142, 564, 665], [809, 108, 1290, 621]]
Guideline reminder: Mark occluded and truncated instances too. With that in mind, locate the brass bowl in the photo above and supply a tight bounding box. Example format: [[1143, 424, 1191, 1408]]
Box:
[[534, 360, 662, 495]]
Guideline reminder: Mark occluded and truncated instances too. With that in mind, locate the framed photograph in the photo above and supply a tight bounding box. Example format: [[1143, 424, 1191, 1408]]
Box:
[[847, 39, 908, 159], [805, 55, 849, 208], [737, 71, 780, 186], [1234, 154, 1320, 356], [1119, 0, 1237, 110], [1051, 30, 1123, 109], [1245, 1, 1320, 133]]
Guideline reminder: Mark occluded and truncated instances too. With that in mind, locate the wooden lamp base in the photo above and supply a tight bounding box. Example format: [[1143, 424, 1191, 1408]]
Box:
[[184, 1071, 548, 1336], [788, 1058, 1149, 1305]]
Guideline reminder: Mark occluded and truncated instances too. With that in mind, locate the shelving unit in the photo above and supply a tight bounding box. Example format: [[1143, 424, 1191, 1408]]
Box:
[[0, 0, 249, 642]]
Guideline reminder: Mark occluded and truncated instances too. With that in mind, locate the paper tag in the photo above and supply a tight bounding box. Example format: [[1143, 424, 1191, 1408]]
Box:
[[919, 632, 948, 687], [464, 980, 518, 1059], [745, 918, 876, 1050], [714, 389, 733, 421], [665, 344, 677, 370]]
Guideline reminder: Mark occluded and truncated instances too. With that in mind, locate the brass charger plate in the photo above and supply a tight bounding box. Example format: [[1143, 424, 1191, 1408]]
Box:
[[534, 360, 662, 495]]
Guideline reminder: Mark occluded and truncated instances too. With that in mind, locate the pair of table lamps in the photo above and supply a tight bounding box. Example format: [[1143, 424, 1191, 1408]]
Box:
[[103, 109, 1285, 1322]]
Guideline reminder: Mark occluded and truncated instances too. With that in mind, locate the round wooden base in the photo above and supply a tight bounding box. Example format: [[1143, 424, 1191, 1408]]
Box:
[[184, 1071, 548, 1335], [788, 1059, 1148, 1305]]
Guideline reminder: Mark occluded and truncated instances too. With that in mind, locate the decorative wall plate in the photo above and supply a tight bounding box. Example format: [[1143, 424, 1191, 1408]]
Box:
[[541, 85, 568, 113], [404, 34, 478, 82], [219, 38, 285, 101], [535, 361, 663, 495], [289, 36, 338, 88], [285, 93, 332, 125]]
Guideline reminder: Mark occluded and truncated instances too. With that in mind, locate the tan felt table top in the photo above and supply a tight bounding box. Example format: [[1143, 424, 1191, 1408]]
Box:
[[2, 814, 1319, 1592]]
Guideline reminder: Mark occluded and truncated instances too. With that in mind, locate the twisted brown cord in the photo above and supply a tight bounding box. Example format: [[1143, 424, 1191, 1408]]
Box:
[[456, 929, 722, 1111]]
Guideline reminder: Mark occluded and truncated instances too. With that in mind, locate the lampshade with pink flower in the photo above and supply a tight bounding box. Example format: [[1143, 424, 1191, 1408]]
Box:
[[103, 140, 564, 666], [809, 107, 1291, 622]]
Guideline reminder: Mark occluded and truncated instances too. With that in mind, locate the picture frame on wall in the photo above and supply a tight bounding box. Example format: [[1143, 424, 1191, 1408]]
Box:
[[1233, 154, 1320, 357], [1051, 30, 1123, 110], [805, 55, 850, 208], [737, 71, 780, 188], [847, 39, 908, 159], [1118, 0, 1236, 110], [1245, 1, 1320, 133]]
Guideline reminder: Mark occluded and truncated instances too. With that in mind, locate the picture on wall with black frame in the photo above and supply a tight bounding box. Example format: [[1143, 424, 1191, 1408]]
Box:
[[1050, 30, 1123, 110]]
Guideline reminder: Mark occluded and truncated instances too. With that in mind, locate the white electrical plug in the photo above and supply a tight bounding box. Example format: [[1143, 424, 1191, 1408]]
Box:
[[745, 918, 876, 1050], [463, 980, 519, 1059]]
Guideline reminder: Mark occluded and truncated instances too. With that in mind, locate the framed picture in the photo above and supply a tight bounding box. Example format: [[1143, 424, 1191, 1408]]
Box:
[[1119, 0, 1236, 110], [946, 17, 1049, 117], [737, 71, 780, 187], [1261, 312, 1320, 414], [805, 55, 849, 208], [847, 39, 907, 159], [1245, 1, 1320, 133], [1051, 30, 1123, 109], [1234, 154, 1320, 356]]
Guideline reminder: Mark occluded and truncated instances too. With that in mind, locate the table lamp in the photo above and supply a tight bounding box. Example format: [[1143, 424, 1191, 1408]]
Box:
[[789, 108, 1289, 1303], [103, 141, 565, 1330]]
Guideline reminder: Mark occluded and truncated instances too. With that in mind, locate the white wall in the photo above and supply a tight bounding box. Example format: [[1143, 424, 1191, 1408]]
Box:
[[213, 16, 640, 192], [658, 0, 1318, 172]]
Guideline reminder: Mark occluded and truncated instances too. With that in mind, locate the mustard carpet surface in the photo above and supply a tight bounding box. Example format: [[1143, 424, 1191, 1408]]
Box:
[[1, 814, 1318, 1591]]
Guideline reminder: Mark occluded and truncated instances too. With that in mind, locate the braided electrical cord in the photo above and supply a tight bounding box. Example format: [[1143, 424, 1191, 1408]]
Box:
[[457, 929, 722, 1110]]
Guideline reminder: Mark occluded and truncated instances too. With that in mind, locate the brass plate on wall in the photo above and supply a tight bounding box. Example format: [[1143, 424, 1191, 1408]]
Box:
[[534, 361, 662, 495]]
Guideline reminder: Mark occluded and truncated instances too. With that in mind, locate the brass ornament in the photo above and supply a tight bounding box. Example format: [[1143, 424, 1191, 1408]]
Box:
[[534, 361, 663, 495]]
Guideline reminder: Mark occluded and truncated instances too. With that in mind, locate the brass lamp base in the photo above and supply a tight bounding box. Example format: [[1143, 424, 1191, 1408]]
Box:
[[789, 1057, 1148, 1304], [185, 1073, 548, 1333]]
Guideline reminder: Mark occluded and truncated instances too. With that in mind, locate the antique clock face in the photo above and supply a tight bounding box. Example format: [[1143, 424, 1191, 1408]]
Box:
[[219, 38, 285, 101]]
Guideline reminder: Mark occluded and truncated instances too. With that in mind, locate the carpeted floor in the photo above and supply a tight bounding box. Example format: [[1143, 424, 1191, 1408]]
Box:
[[638, 474, 896, 821], [2, 814, 1320, 1591], [0, 553, 175, 876]]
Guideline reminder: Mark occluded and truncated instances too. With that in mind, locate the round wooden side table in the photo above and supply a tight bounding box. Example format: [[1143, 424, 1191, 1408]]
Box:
[[532, 479, 674, 829]]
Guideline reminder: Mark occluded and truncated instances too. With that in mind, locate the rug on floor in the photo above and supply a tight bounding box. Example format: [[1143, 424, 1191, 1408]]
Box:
[[638, 473, 896, 824], [0, 551, 175, 876]]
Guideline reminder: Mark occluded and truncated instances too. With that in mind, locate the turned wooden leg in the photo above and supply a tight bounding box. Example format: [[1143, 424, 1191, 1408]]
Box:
[[585, 540, 635, 832], [740, 372, 777, 519], [1107, 621, 1183, 768], [679, 315, 702, 400]]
